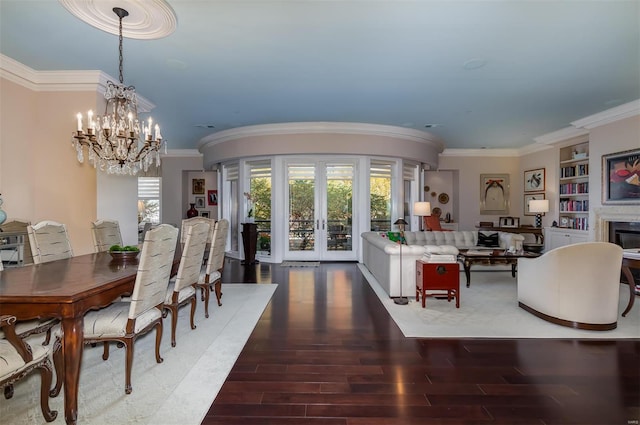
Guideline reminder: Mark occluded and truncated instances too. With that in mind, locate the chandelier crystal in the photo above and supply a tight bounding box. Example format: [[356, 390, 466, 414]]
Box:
[[72, 7, 164, 176]]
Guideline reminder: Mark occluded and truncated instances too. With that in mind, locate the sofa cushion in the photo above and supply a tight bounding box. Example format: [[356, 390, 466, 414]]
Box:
[[477, 232, 500, 247]]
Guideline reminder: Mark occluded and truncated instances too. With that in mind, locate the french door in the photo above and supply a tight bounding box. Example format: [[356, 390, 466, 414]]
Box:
[[285, 160, 356, 261]]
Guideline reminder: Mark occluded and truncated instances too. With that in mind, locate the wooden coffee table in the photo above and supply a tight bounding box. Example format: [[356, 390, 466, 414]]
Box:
[[457, 249, 541, 287]]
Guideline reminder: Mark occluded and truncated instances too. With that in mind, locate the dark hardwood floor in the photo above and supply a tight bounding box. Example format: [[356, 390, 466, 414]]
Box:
[[202, 260, 640, 425]]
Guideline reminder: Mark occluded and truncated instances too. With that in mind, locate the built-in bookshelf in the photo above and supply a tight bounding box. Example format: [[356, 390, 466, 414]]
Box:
[[558, 141, 589, 230]]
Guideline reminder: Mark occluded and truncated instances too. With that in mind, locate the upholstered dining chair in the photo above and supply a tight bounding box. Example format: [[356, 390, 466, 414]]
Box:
[[91, 219, 123, 252], [164, 220, 209, 347], [0, 315, 58, 422], [196, 219, 229, 317], [82, 224, 178, 394], [180, 216, 213, 244], [27, 221, 73, 264]]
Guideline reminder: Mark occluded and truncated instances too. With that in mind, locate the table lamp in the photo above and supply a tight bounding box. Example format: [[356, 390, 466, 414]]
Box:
[[529, 199, 549, 228], [414, 201, 431, 231], [393, 218, 409, 305]]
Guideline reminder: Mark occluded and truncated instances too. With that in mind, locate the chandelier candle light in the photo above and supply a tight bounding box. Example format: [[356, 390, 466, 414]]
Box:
[[72, 7, 164, 175]]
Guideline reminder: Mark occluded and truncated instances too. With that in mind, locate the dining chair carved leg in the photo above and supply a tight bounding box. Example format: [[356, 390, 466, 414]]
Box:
[[102, 341, 110, 360], [154, 322, 163, 364], [189, 297, 197, 331], [50, 336, 63, 397], [195, 281, 211, 318], [214, 279, 222, 306], [125, 339, 134, 395], [37, 358, 57, 422]]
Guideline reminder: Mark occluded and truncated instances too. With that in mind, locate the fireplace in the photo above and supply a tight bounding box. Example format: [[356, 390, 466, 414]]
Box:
[[595, 206, 640, 284], [609, 221, 640, 249]]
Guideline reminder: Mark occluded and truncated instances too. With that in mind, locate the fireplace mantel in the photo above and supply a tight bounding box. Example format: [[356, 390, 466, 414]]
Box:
[[594, 206, 640, 242]]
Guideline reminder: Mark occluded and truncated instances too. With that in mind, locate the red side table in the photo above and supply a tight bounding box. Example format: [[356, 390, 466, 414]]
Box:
[[416, 260, 460, 308]]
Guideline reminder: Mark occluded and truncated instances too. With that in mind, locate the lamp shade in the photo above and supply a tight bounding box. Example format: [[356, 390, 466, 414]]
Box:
[[414, 201, 431, 216], [528, 199, 549, 213], [394, 218, 408, 226]]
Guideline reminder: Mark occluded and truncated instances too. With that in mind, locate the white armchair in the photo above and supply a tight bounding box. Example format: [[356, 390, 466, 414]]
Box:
[[517, 242, 623, 330]]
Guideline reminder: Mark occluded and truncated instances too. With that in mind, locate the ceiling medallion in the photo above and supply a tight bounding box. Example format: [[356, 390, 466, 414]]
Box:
[[59, 0, 176, 39]]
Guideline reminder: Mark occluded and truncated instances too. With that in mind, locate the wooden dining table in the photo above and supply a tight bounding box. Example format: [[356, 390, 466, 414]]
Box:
[[0, 249, 180, 425]]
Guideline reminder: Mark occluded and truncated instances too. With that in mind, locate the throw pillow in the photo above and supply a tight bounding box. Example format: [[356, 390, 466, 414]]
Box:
[[387, 232, 400, 242], [387, 232, 405, 244], [477, 232, 500, 247]]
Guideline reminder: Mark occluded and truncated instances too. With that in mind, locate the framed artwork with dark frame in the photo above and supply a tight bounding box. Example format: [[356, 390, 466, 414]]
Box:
[[195, 196, 206, 209], [200, 211, 210, 218], [602, 148, 640, 204], [499, 216, 520, 228], [480, 174, 510, 215], [524, 168, 545, 192], [192, 178, 205, 195], [524, 193, 545, 216], [207, 189, 218, 206]]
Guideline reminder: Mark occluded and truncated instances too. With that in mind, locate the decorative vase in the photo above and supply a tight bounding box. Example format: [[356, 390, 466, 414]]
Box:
[[186, 203, 198, 218], [0, 195, 6, 225]]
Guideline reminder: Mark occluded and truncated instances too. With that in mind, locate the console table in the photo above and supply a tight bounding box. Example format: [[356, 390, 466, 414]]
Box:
[[476, 225, 544, 244]]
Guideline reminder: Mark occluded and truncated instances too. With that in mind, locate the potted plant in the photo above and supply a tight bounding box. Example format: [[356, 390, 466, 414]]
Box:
[[259, 235, 271, 251]]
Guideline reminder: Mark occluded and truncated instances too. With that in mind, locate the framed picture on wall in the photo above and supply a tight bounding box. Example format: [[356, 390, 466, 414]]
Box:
[[480, 174, 510, 215], [524, 168, 545, 192], [602, 148, 640, 204], [192, 178, 205, 194], [208, 189, 218, 206], [524, 193, 545, 216], [195, 196, 206, 209], [200, 211, 210, 218]]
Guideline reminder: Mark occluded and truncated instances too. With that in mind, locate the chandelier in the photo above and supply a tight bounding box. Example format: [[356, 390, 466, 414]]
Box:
[[72, 7, 164, 175]]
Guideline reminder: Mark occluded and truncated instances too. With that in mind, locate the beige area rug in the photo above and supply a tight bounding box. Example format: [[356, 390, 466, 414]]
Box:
[[1, 284, 276, 425], [281, 261, 320, 267], [358, 264, 640, 339]]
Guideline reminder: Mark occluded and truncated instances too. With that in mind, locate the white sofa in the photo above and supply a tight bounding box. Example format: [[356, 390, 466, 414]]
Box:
[[517, 242, 623, 330], [361, 230, 524, 298]]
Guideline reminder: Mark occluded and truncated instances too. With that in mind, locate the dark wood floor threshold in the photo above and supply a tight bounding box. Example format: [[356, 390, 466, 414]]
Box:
[[201, 260, 640, 425]]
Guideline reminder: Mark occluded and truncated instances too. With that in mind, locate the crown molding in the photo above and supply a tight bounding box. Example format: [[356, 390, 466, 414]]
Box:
[[571, 99, 640, 129], [162, 149, 202, 158], [440, 148, 520, 157], [0, 54, 155, 111], [533, 126, 589, 145], [199, 122, 445, 151]]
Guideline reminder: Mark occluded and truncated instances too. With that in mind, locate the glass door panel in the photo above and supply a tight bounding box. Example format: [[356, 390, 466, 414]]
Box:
[[287, 164, 317, 257], [323, 163, 354, 259], [285, 161, 356, 261]]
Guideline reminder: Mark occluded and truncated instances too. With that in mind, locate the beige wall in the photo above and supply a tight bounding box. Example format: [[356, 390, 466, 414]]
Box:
[[437, 155, 521, 230], [0, 77, 99, 255]]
